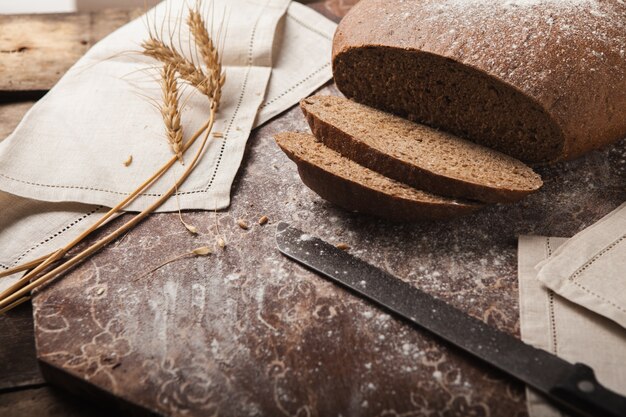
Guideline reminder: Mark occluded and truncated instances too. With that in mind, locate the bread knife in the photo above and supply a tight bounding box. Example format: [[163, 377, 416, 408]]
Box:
[[275, 222, 626, 417]]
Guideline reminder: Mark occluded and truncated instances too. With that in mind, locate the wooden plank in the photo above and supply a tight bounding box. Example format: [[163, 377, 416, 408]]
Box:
[[0, 2, 339, 94], [34, 82, 592, 416], [0, 9, 139, 92], [0, 101, 36, 140], [0, 302, 43, 390], [0, 386, 109, 417]]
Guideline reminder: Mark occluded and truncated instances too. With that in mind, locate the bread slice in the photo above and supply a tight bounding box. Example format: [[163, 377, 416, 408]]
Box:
[[275, 132, 481, 222], [301, 95, 543, 203]]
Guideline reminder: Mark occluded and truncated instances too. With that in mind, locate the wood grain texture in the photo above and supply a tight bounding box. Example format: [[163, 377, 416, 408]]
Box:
[[0, 302, 43, 390], [30, 81, 626, 416], [0, 386, 110, 417], [3, 1, 623, 416], [0, 9, 140, 92]]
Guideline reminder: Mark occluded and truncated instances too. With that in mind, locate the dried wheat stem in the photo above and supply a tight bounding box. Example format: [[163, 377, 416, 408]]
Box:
[[0, 4, 226, 311], [0, 108, 217, 312], [0, 296, 30, 314], [134, 246, 211, 281], [0, 119, 212, 304], [0, 253, 56, 279], [160, 63, 184, 163]]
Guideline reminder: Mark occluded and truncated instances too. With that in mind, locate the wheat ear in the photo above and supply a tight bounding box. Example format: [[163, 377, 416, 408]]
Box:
[[0, 119, 212, 306], [0, 107, 218, 312], [160, 63, 184, 163], [142, 37, 214, 99], [0, 4, 226, 313], [187, 9, 225, 110]]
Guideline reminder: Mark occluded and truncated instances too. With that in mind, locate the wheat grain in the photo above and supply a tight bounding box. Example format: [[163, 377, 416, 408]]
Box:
[[160, 63, 184, 164], [135, 246, 213, 280], [0, 1, 228, 314], [336, 243, 350, 251], [187, 8, 225, 109], [192, 246, 212, 256], [0, 106, 219, 311], [142, 37, 213, 97]]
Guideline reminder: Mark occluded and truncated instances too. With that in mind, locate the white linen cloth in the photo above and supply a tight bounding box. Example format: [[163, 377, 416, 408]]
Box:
[[536, 203, 626, 329], [0, 0, 335, 212], [518, 203, 626, 416], [0, 0, 336, 289]]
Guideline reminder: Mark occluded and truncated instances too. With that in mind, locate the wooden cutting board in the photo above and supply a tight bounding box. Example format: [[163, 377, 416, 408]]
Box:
[[2, 1, 621, 416], [31, 79, 625, 415]]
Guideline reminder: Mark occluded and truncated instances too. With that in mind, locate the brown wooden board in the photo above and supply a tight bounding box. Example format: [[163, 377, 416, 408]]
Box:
[[0, 9, 140, 92], [0, 1, 337, 409], [0, 385, 109, 417], [1, 1, 624, 416], [0, 302, 43, 390], [30, 81, 625, 416]]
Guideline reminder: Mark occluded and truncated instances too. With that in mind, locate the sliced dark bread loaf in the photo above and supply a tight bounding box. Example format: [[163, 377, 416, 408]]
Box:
[[332, 0, 626, 162], [275, 132, 481, 222], [301, 95, 542, 204]]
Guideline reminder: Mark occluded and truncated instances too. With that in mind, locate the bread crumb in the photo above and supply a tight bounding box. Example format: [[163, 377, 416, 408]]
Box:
[[336, 242, 350, 250], [258, 215, 269, 225], [123, 155, 133, 166]]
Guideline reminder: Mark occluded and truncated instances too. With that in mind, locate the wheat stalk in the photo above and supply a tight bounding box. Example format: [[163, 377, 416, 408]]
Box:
[[142, 37, 209, 95], [187, 8, 225, 110], [0, 107, 218, 311], [0, 119, 212, 305], [0, 2, 225, 313], [160, 63, 184, 163]]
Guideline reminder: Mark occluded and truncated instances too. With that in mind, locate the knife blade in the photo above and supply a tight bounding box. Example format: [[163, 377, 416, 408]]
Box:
[[275, 222, 626, 417]]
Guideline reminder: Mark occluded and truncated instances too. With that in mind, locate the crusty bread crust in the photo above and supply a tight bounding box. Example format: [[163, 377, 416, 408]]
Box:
[[301, 95, 543, 203], [275, 132, 481, 222], [332, 0, 626, 162]]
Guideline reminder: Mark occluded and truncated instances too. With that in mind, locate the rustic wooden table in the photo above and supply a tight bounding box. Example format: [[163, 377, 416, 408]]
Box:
[[1, 1, 624, 416], [0, 3, 342, 416]]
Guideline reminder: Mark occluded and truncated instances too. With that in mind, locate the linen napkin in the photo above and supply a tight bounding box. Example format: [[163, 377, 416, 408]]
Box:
[[518, 204, 626, 416], [0, 1, 335, 289], [536, 203, 626, 328], [0, 0, 335, 213]]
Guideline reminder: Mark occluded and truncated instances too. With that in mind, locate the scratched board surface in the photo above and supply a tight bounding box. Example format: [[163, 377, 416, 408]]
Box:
[[31, 80, 626, 416]]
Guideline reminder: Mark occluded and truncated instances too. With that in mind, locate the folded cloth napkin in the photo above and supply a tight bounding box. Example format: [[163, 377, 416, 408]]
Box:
[[0, 0, 335, 290], [0, 193, 104, 293], [0, 0, 335, 213], [536, 203, 626, 328], [518, 203, 626, 417]]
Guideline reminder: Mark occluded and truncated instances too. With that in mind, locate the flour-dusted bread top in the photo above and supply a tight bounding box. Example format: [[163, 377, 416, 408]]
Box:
[[275, 132, 481, 221], [332, 0, 626, 162], [301, 95, 542, 203]]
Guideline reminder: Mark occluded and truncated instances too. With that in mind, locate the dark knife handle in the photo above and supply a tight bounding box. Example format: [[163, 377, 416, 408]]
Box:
[[550, 363, 626, 417]]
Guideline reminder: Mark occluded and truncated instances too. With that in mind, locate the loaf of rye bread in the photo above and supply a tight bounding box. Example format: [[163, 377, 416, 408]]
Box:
[[301, 95, 543, 203], [332, 0, 626, 163], [275, 132, 482, 221]]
